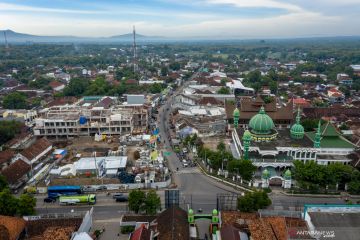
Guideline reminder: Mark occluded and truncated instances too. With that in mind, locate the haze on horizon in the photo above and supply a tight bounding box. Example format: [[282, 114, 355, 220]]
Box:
[[0, 0, 360, 39]]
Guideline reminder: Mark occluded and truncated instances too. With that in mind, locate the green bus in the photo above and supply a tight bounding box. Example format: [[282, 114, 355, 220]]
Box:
[[59, 194, 96, 205]]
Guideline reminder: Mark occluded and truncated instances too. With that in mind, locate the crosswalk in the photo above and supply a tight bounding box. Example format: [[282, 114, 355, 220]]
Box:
[[175, 168, 201, 174]]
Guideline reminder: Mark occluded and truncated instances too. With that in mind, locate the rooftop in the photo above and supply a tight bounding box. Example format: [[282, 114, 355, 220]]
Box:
[[0, 215, 26, 240], [1, 159, 30, 184], [309, 212, 360, 240]]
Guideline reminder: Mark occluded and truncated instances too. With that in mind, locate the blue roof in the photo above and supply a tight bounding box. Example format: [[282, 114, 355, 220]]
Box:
[[48, 185, 81, 191]]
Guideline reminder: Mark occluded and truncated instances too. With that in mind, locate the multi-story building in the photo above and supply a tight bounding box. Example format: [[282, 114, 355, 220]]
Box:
[[33, 96, 149, 139]]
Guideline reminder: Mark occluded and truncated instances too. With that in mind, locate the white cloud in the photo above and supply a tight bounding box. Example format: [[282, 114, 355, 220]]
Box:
[[0, 2, 104, 14], [204, 0, 303, 12]]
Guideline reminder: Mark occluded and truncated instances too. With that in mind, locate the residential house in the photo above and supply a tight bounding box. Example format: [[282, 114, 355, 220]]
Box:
[[49, 81, 65, 92], [0, 149, 15, 171], [17, 137, 52, 164], [327, 88, 345, 104], [1, 159, 31, 190]]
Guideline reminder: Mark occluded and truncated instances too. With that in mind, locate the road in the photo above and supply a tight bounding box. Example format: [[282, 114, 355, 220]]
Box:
[[157, 69, 243, 212]]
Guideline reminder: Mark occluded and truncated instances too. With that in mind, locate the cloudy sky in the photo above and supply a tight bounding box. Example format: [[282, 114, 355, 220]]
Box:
[[0, 0, 359, 38]]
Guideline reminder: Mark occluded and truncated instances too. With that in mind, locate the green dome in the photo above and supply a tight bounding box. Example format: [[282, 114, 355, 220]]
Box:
[[262, 169, 270, 179], [284, 169, 291, 180], [290, 123, 304, 139], [233, 108, 240, 117], [242, 130, 252, 141], [212, 209, 218, 215], [249, 106, 275, 134], [188, 209, 194, 215]]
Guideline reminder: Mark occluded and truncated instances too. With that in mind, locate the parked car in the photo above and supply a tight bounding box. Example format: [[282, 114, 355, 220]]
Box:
[[112, 193, 124, 199], [97, 185, 107, 191], [182, 148, 188, 154], [115, 196, 128, 202], [44, 197, 56, 203]]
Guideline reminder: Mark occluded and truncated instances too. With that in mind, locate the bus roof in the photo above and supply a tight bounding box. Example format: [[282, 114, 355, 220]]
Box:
[[59, 194, 94, 200], [48, 185, 81, 191]]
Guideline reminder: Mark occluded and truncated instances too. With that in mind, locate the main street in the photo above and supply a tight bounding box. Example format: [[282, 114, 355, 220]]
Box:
[[157, 70, 243, 212]]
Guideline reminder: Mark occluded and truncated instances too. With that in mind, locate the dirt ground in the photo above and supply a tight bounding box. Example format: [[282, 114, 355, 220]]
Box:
[[45, 177, 119, 186], [202, 136, 231, 151]]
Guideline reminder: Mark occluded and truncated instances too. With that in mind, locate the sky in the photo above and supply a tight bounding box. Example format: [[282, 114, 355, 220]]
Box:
[[0, 0, 360, 39]]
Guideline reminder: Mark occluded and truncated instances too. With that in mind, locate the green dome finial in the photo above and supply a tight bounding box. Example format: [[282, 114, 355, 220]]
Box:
[[212, 209, 218, 215], [259, 106, 265, 114], [233, 108, 240, 117], [284, 169, 291, 180], [262, 169, 270, 179], [242, 130, 252, 141]]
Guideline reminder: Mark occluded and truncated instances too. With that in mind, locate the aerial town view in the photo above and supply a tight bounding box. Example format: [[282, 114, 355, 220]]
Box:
[[0, 1, 360, 240]]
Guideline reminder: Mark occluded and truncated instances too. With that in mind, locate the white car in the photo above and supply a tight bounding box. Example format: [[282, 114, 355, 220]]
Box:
[[182, 148, 188, 153]]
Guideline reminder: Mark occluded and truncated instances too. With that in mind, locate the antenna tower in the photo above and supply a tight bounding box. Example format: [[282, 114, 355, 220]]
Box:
[[133, 26, 138, 73], [4, 31, 9, 56]]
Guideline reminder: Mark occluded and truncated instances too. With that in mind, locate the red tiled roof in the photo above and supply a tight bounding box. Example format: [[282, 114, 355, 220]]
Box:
[[126, 79, 138, 84], [198, 97, 223, 106], [0, 215, 26, 240], [48, 81, 64, 89], [20, 138, 52, 161], [1, 159, 30, 184], [0, 150, 15, 165], [155, 207, 189, 240], [130, 224, 151, 240]]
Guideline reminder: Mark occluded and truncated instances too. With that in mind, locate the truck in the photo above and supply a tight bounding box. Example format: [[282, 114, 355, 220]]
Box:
[[59, 194, 96, 205]]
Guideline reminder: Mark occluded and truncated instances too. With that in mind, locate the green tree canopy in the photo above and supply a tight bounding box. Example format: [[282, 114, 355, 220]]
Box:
[[217, 87, 230, 94], [0, 189, 18, 216], [84, 77, 110, 96], [142, 190, 161, 215], [227, 159, 257, 181], [237, 191, 271, 212], [0, 175, 8, 192], [0, 121, 22, 146], [17, 193, 36, 216], [2, 92, 28, 109], [128, 189, 146, 214], [64, 77, 89, 96]]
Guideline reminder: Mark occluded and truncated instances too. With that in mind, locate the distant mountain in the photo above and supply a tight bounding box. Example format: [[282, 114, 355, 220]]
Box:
[[0, 29, 166, 43]]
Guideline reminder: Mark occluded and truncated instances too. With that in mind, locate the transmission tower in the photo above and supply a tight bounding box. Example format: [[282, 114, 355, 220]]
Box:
[[4, 31, 10, 56], [133, 26, 138, 73]]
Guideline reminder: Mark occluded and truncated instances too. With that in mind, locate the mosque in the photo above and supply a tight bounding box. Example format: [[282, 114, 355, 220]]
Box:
[[228, 97, 356, 188]]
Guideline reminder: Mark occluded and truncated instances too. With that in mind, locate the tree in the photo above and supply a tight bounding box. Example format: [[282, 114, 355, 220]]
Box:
[[0, 189, 18, 216], [17, 193, 36, 216], [0, 121, 22, 146], [227, 159, 256, 181], [0, 175, 8, 192], [237, 191, 271, 212], [128, 189, 146, 214], [84, 77, 110, 96], [161, 66, 168, 76], [217, 141, 226, 153], [64, 77, 89, 96], [217, 87, 230, 94], [143, 190, 161, 215], [149, 83, 165, 94], [2, 92, 28, 109]]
